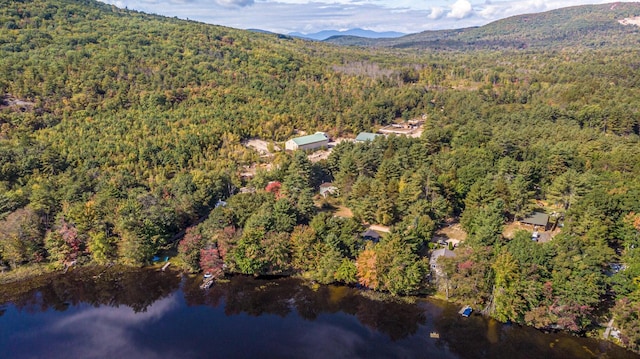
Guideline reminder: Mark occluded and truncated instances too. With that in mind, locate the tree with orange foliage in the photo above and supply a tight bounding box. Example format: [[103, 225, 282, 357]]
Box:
[[356, 247, 379, 290]]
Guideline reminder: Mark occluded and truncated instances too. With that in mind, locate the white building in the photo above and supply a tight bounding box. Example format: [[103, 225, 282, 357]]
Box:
[[285, 132, 329, 151]]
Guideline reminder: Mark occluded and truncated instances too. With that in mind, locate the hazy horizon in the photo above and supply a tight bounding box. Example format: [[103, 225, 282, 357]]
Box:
[[98, 0, 638, 35]]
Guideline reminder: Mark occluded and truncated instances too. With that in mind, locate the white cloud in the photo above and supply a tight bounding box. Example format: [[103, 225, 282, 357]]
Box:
[[13, 295, 182, 359], [448, 0, 474, 19], [429, 6, 445, 20], [215, 0, 254, 7], [478, 0, 549, 19], [98, 0, 640, 34]]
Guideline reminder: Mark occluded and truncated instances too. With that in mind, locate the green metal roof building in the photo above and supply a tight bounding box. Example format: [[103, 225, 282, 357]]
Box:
[[285, 132, 329, 151]]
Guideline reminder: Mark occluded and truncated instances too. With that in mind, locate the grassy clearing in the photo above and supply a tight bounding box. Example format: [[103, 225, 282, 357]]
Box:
[[0, 263, 57, 285]]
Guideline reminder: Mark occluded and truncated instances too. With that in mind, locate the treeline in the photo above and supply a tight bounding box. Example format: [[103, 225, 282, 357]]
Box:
[[1, 0, 640, 352], [174, 108, 640, 347], [176, 150, 429, 297]]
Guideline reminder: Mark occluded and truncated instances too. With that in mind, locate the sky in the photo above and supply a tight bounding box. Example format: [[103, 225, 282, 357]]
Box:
[[99, 0, 636, 35]]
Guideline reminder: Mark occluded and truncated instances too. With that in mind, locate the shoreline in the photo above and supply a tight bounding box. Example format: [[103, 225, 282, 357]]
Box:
[[1, 263, 630, 355]]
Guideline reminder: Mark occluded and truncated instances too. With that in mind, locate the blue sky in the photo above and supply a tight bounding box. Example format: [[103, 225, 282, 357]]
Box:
[[99, 0, 636, 34]]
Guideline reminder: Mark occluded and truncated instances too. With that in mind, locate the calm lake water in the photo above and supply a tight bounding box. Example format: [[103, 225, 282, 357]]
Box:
[[0, 267, 637, 359]]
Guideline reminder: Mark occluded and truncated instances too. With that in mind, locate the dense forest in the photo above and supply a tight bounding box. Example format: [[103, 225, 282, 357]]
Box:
[[1, 0, 640, 352]]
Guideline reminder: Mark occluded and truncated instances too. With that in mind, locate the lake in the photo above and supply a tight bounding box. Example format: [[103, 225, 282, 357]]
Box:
[[0, 266, 637, 359]]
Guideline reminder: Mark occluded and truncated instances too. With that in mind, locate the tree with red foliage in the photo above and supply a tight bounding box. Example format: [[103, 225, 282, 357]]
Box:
[[45, 218, 85, 266], [265, 181, 282, 199], [60, 219, 82, 260], [200, 246, 224, 278], [214, 225, 237, 260], [441, 247, 492, 306], [178, 227, 203, 272]]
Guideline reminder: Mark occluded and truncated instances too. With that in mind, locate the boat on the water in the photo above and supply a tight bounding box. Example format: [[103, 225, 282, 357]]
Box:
[[459, 305, 472, 317]]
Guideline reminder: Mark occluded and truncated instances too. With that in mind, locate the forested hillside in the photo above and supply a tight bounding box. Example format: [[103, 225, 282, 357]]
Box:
[[1, 0, 640, 352], [325, 2, 640, 50]]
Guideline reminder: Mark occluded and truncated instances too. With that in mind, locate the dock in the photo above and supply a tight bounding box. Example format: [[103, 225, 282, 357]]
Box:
[[603, 318, 615, 339], [200, 277, 215, 289]]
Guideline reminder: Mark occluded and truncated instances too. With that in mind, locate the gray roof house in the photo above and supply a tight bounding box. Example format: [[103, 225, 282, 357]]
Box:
[[355, 132, 381, 142], [361, 228, 381, 242], [520, 212, 550, 230], [430, 248, 456, 275]]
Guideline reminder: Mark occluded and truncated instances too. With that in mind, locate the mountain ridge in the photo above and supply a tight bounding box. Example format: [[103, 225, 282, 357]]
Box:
[[289, 28, 406, 41], [323, 2, 640, 50]]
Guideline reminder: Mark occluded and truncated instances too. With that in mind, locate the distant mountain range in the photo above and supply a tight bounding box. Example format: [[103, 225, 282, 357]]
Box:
[[288, 28, 405, 41], [323, 3, 640, 50]]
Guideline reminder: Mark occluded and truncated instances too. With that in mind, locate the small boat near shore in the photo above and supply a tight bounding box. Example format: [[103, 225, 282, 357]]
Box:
[[459, 305, 473, 317]]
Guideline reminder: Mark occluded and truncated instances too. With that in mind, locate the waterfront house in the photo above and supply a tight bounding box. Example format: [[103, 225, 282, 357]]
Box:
[[430, 248, 456, 275]]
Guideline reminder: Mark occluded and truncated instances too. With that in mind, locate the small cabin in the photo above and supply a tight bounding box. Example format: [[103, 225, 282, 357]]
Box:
[[520, 212, 550, 231], [319, 182, 338, 198], [361, 228, 381, 242]]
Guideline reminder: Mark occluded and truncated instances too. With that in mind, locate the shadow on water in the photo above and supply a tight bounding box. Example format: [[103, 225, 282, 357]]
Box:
[[181, 275, 638, 358], [0, 265, 181, 314], [183, 275, 427, 341], [0, 268, 638, 359]]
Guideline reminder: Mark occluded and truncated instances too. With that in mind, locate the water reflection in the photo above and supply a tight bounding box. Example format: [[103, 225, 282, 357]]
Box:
[[430, 304, 629, 359], [0, 268, 638, 359], [0, 266, 181, 314], [16, 295, 180, 359], [183, 275, 426, 340]]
